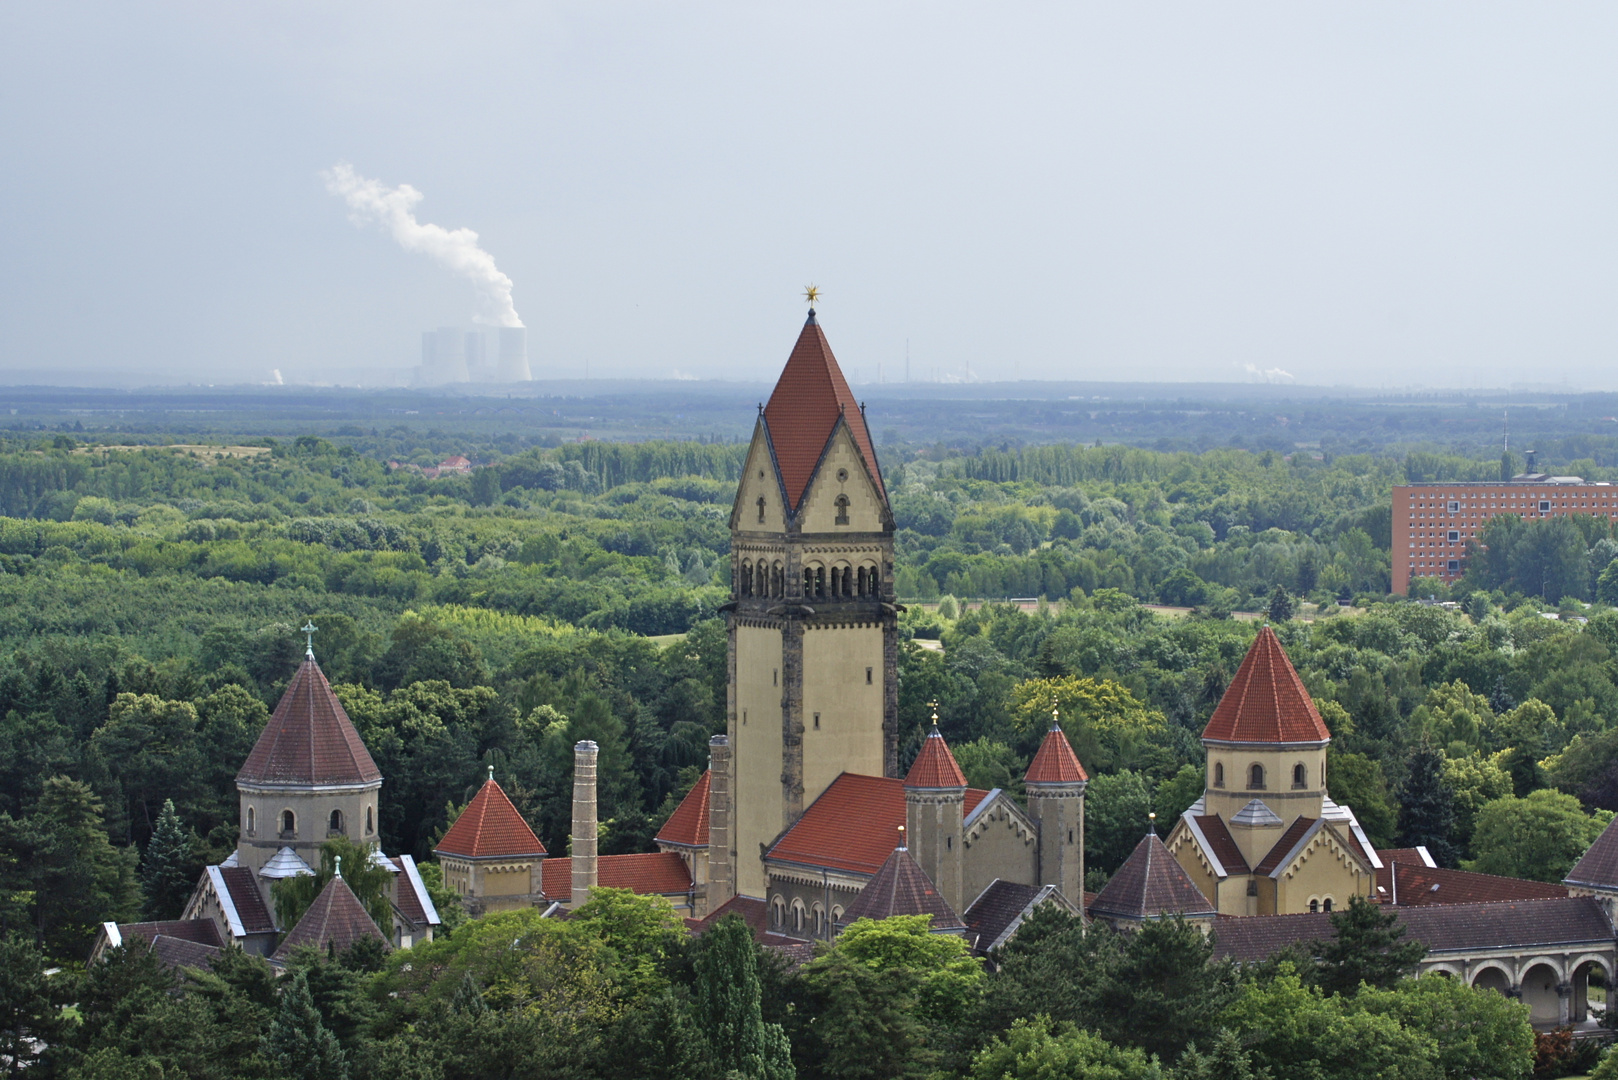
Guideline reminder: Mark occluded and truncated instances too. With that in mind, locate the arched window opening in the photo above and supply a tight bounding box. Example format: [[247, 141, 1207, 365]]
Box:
[[741, 561, 753, 596], [813, 903, 825, 937], [1213, 762, 1225, 788], [771, 897, 785, 928], [1293, 763, 1307, 789], [773, 563, 784, 597], [834, 494, 850, 525], [792, 900, 805, 933], [246, 807, 255, 834], [1249, 763, 1265, 790], [1322, 898, 1333, 913], [757, 496, 766, 523], [803, 569, 815, 595], [814, 566, 826, 598], [366, 806, 374, 835], [869, 566, 880, 594], [830, 567, 842, 596], [329, 809, 344, 835], [1310, 899, 1320, 913], [280, 810, 296, 836], [856, 566, 868, 596]]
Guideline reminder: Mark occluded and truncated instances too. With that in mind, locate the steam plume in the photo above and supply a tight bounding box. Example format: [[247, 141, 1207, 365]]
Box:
[[323, 163, 523, 328]]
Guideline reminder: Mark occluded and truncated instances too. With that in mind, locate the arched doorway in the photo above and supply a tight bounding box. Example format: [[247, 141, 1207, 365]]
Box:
[[1520, 963, 1563, 1027], [1472, 966, 1511, 996], [1573, 959, 1610, 1024]]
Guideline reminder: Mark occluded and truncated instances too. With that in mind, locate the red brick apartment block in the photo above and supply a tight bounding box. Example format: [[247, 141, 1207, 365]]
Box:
[[1394, 478, 1618, 594]]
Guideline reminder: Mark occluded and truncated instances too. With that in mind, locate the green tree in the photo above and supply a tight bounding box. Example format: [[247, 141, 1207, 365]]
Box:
[[695, 915, 793, 1080], [261, 970, 350, 1080], [1396, 740, 1457, 867], [0, 933, 63, 1078], [1324, 751, 1396, 849], [1153, 765, 1205, 824], [1266, 585, 1296, 623], [1312, 896, 1427, 996], [1440, 751, 1513, 858], [1465, 789, 1612, 882], [1093, 916, 1238, 1061], [1351, 973, 1533, 1080], [271, 836, 395, 934], [26, 776, 139, 959], [1085, 771, 1155, 878], [1168, 1030, 1264, 1080], [968, 1016, 1162, 1080], [139, 798, 196, 920]]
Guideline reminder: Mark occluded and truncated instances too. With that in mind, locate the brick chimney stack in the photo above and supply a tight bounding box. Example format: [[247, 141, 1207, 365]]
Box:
[[705, 735, 734, 915], [571, 740, 599, 907]]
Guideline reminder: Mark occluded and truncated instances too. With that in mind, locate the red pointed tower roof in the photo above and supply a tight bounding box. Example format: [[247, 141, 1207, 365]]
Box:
[[1026, 722, 1088, 785], [237, 655, 381, 787], [655, 770, 710, 848], [271, 872, 388, 961], [905, 723, 967, 788], [1201, 626, 1331, 744], [436, 775, 547, 859], [762, 312, 885, 510]]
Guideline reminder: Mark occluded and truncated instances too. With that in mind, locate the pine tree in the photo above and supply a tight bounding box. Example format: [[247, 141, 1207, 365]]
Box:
[[1396, 739, 1458, 867], [28, 776, 139, 959], [260, 970, 350, 1080], [139, 799, 195, 920], [1312, 895, 1428, 995], [1266, 585, 1296, 623], [695, 915, 794, 1080]]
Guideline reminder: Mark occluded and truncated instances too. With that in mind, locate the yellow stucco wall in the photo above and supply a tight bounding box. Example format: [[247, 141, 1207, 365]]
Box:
[[1202, 745, 1328, 827], [733, 432, 787, 535], [800, 625, 885, 802], [797, 426, 885, 533], [961, 801, 1039, 911], [734, 622, 783, 898], [1270, 824, 1373, 914]]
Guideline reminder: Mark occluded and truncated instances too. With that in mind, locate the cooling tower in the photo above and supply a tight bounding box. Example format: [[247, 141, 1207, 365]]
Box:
[[433, 326, 469, 382], [497, 326, 532, 382]]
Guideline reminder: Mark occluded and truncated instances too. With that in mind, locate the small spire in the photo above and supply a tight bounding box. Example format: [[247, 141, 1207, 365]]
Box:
[[301, 620, 318, 658], [1051, 697, 1061, 732], [896, 824, 906, 851], [334, 854, 342, 879], [1147, 811, 1157, 837], [930, 701, 940, 728], [488, 764, 495, 783]]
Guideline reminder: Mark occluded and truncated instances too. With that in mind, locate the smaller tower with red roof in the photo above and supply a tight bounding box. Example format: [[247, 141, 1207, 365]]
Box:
[[434, 768, 548, 916], [1025, 706, 1088, 904], [904, 713, 968, 913]]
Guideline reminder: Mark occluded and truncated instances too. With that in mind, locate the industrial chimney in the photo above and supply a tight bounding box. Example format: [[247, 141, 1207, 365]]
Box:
[[571, 740, 599, 907], [497, 326, 532, 382]]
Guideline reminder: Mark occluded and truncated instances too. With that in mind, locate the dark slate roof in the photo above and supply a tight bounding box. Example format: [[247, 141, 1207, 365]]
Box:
[[1090, 833, 1217, 921], [271, 874, 389, 962], [904, 726, 967, 788], [963, 880, 1077, 951], [762, 313, 885, 511], [1202, 627, 1331, 744], [237, 656, 381, 787], [219, 867, 276, 934], [116, 919, 225, 950], [841, 847, 965, 931], [1253, 817, 1319, 877], [655, 770, 710, 847], [1566, 815, 1618, 890], [149, 934, 224, 972], [435, 778, 547, 859], [1193, 815, 1250, 875], [1211, 896, 1614, 964]]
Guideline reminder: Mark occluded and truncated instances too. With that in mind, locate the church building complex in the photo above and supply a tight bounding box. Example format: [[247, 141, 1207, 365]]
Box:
[[92, 309, 1618, 1027]]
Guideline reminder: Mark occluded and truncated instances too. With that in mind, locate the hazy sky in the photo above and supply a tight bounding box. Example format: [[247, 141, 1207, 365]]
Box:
[[4, 4, 1618, 389]]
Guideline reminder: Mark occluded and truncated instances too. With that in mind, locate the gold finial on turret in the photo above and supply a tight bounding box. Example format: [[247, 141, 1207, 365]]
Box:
[[803, 284, 821, 309]]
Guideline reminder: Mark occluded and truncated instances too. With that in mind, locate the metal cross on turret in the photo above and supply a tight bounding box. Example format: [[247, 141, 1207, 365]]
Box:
[[301, 620, 318, 657]]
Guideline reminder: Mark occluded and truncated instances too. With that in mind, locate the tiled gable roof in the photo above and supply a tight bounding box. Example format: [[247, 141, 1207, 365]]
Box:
[[762, 314, 885, 511], [655, 771, 710, 847], [435, 778, 547, 860], [963, 881, 1077, 952], [237, 656, 381, 786], [272, 874, 388, 962], [766, 773, 989, 877], [1253, 817, 1319, 877], [688, 895, 811, 951], [218, 866, 276, 934], [1192, 815, 1250, 876], [1202, 627, 1331, 744], [1212, 896, 1613, 964], [116, 919, 225, 950], [1566, 814, 1618, 890], [1090, 832, 1216, 920], [540, 852, 693, 900], [1378, 861, 1567, 907], [1025, 724, 1087, 785], [905, 727, 967, 788], [841, 846, 965, 930]]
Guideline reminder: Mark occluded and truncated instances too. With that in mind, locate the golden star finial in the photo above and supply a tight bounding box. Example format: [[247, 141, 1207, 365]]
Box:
[[803, 284, 821, 309]]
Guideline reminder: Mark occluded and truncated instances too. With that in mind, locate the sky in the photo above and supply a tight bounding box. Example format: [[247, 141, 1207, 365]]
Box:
[[3, 4, 1618, 389]]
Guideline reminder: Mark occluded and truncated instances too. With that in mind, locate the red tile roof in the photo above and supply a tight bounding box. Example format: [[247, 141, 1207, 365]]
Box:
[[237, 656, 381, 786], [435, 778, 547, 860], [389, 857, 430, 926], [1253, 817, 1318, 876], [1376, 848, 1437, 870], [762, 314, 885, 511], [1025, 724, 1088, 785], [1201, 627, 1331, 744], [1192, 815, 1250, 875], [1090, 832, 1216, 920], [218, 866, 276, 934], [842, 846, 965, 930], [272, 874, 388, 962], [1377, 861, 1567, 907], [655, 771, 710, 847], [767, 774, 989, 877], [540, 852, 694, 899], [905, 727, 967, 788]]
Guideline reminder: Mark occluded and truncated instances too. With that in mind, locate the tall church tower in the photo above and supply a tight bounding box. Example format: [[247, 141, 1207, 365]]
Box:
[[726, 307, 898, 899]]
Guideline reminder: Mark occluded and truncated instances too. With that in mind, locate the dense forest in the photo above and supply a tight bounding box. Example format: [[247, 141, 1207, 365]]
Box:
[[5, 427, 1618, 1076]]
